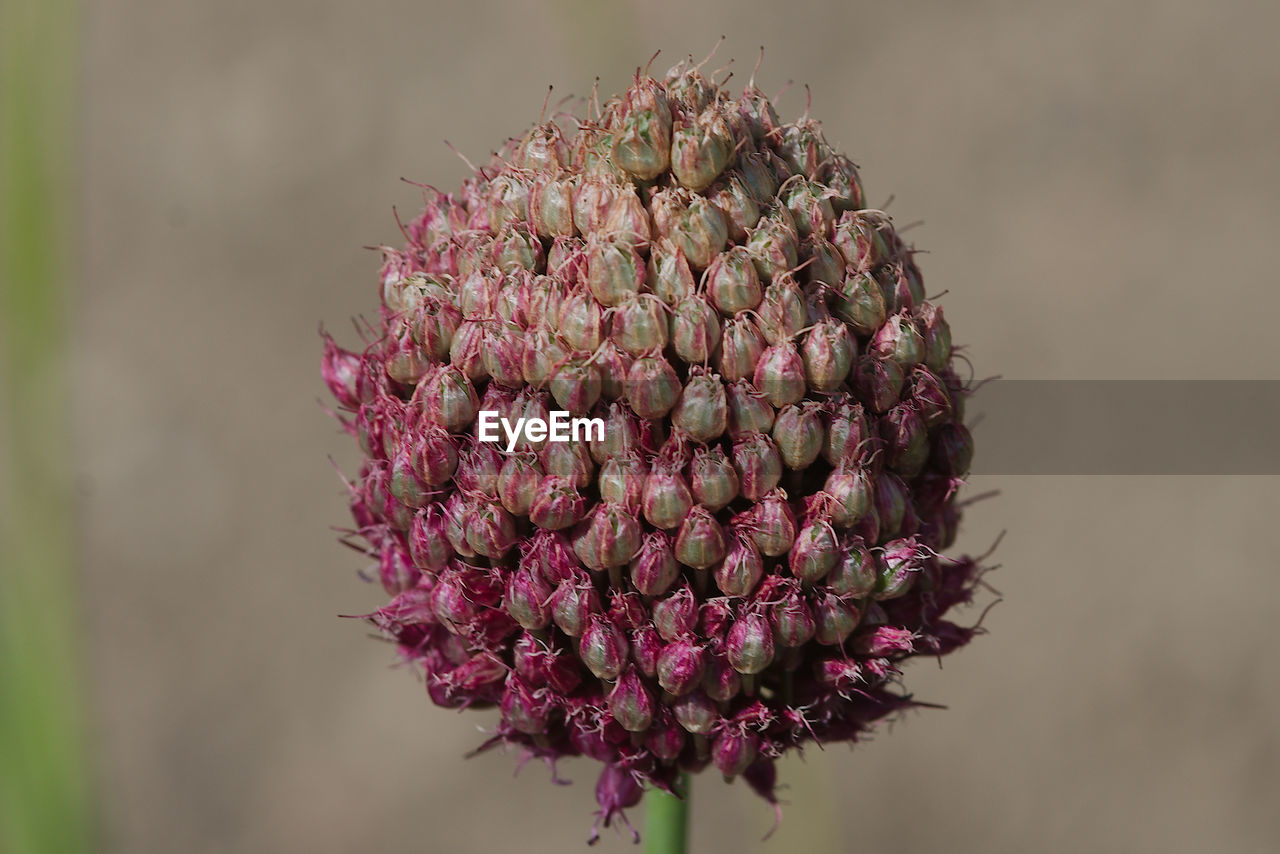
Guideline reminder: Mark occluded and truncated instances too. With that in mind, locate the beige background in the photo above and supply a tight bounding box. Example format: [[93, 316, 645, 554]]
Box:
[[77, 1, 1279, 852]]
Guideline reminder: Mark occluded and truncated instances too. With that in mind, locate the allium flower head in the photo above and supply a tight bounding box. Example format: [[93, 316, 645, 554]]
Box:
[[325, 50, 991, 840]]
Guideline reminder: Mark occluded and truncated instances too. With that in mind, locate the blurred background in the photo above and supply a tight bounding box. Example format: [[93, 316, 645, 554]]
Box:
[[3, 0, 1279, 852]]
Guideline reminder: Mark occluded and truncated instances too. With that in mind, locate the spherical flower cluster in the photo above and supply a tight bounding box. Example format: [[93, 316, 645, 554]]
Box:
[[323, 53, 988, 840]]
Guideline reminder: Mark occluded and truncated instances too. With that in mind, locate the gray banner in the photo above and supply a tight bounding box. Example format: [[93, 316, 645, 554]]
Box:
[[966, 380, 1280, 474]]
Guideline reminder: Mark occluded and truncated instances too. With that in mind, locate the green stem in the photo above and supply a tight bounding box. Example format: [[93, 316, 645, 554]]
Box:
[[645, 772, 690, 854], [0, 1, 89, 853]]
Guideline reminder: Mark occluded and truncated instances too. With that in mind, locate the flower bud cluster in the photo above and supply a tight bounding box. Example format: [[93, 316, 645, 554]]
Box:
[[325, 52, 987, 837]]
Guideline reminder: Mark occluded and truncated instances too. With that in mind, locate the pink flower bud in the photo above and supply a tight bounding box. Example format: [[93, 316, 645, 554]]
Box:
[[875, 538, 924, 600], [572, 175, 619, 235], [824, 464, 874, 528], [585, 236, 644, 307], [931, 422, 974, 477], [852, 355, 905, 415], [674, 506, 727, 571], [485, 173, 531, 231], [832, 272, 887, 335], [715, 530, 764, 597], [518, 530, 580, 586], [626, 352, 682, 419], [855, 626, 916, 657], [449, 320, 488, 384], [629, 532, 681, 597], [652, 585, 698, 642], [917, 301, 952, 373], [789, 507, 840, 584], [588, 340, 633, 403], [601, 184, 652, 247], [501, 677, 551, 735], [529, 476, 586, 531], [907, 366, 953, 428], [871, 311, 924, 367], [492, 223, 544, 274], [539, 437, 595, 490], [815, 657, 861, 692], [671, 107, 735, 192], [671, 369, 729, 443], [389, 446, 431, 508], [717, 315, 766, 383], [481, 321, 526, 388], [431, 566, 480, 632], [737, 489, 796, 556], [519, 327, 566, 390], [657, 640, 707, 696], [607, 667, 654, 732], [611, 294, 669, 356], [609, 591, 647, 630], [641, 462, 694, 530], [874, 472, 910, 539], [589, 403, 652, 464], [801, 317, 856, 393], [707, 246, 763, 316], [726, 379, 776, 438], [441, 492, 477, 557], [419, 365, 478, 432], [699, 597, 735, 641], [712, 729, 760, 778], [453, 439, 503, 498], [727, 612, 774, 675], [610, 74, 673, 181], [378, 539, 418, 594], [753, 342, 806, 408], [551, 575, 600, 638], [529, 171, 576, 238], [779, 175, 835, 239], [572, 503, 643, 570], [770, 588, 817, 648], [631, 624, 663, 678], [465, 502, 519, 559], [646, 239, 696, 305], [746, 206, 799, 284], [653, 189, 728, 270], [813, 593, 861, 646], [581, 615, 630, 681], [689, 445, 739, 512], [321, 333, 363, 409], [594, 452, 645, 512], [557, 287, 605, 352], [496, 452, 543, 516], [821, 395, 871, 466], [672, 690, 719, 734], [645, 706, 688, 761], [879, 403, 929, 478], [457, 269, 498, 322], [827, 536, 878, 598], [414, 425, 460, 487], [408, 505, 454, 572], [549, 354, 602, 416], [505, 568, 553, 630], [772, 402, 825, 470], [731, 433, 783, 503], [833, 210, 892, 273], [590, 763, 643, 844], [711, 169, 764, 240], [416, 298, 462, 362], [701, 647, 743, 702]]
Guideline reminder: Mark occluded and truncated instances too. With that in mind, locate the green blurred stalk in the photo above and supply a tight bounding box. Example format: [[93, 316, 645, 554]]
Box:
[[644, 774, 689, 854], [0, 1, 91, 853]]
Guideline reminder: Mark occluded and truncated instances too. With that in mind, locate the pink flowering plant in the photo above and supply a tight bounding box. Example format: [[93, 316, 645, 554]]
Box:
[[323, 49, 991, 850]]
